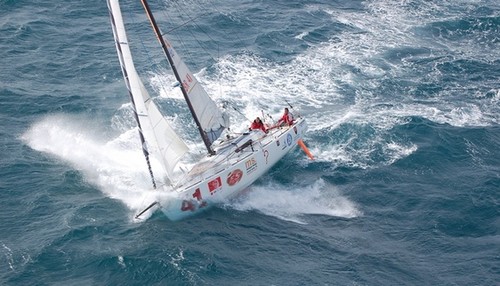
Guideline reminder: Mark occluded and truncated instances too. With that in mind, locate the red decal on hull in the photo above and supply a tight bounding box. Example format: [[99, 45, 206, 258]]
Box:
[[208, 177, 222, 195]]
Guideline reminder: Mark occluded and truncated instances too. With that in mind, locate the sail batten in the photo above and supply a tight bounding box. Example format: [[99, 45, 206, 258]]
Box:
[[108, 0, 189, 185]]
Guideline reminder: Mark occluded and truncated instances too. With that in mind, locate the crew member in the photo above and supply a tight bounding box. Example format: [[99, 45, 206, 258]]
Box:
[[277, 107, 294, 126], [249, 117, 266, 133]]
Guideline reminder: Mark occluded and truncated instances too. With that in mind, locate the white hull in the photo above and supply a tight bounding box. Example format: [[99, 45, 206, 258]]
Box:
[[107, 0, 310, 221], [159, 118, 308, 221]]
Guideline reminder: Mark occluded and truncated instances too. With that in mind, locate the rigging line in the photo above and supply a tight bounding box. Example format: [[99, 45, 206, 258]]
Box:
[[125, 3, 170, 94], [108, 0, 157, 189], [184, 0, 250, 99], [157, 0, 219, 65], [223, 101, 252, 123], [173, 0, 224, 96], [156, 0, 228, 100], [204, 0, 250, 53], [174, 6, 222, 101], [157, 1, 206, 77], [158, 0, 224, 108], [162, 12, 212, 35], [142, 0, 215, 155]]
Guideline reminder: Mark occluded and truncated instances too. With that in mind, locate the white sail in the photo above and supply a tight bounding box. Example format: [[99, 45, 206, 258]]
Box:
[[162, 38, 229, 145], [108, 0, 189, 183]]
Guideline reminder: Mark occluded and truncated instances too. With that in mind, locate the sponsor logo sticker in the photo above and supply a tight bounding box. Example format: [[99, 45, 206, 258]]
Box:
[[227, 169, 243, 186], [245, 158, 258, 174], [208, 177, 222, 195]]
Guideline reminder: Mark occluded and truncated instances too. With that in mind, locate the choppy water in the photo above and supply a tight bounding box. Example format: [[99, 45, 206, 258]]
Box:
[[1, 0, 499, 285]]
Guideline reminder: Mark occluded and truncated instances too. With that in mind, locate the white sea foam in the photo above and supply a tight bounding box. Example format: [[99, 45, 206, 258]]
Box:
[[117, 255, 126, 268], [21, 114, 166, 219], [2, 243, 15, 270], [228, 178, 361, 224]]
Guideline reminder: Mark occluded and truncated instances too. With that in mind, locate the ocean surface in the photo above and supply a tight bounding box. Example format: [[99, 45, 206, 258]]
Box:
[[1, 0, 499, 285]]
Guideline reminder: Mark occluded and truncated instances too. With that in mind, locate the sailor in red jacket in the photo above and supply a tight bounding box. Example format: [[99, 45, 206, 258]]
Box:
[[277, 107, 294, 126], [249, 117, 267, 133]]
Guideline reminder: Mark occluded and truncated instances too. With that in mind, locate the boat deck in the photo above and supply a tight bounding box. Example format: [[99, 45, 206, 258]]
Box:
[[175, 120, 300, 191]]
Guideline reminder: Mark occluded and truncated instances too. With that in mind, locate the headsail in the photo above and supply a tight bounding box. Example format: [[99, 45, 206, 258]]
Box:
[[164, 38, 229, 145], [140, 0, 229, 154], [108, 0, 189, 184]]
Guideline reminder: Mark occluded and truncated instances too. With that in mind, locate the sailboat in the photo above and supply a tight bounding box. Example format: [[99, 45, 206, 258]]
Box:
[[107, 0, 312, 221]]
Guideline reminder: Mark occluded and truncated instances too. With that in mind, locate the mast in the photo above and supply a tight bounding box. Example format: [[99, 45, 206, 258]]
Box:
[[140, 0, 216, 155], [108, 0, 157, 189], [108, 0, 190, 186]]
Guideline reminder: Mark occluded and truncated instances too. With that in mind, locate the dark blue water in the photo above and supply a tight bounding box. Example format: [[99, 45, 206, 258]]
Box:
[[1, 0, 499, 285]]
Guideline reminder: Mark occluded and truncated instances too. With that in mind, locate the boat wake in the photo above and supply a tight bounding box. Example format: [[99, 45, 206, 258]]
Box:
[[228, 178, 361, 224]]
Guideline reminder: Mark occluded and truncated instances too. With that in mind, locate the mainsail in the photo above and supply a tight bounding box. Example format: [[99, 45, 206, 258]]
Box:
[[108, 0, 189, 184], [140, 0, 229, 154]]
